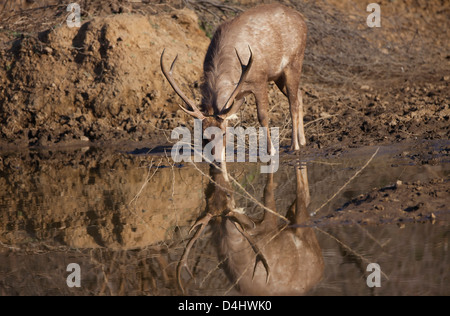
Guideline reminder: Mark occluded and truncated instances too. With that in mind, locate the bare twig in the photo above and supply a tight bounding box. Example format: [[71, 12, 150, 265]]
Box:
[[316, 227, 389, 280], [310, 147, 380, 216]]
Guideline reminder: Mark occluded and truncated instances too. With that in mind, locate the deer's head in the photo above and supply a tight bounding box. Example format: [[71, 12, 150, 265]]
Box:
[[160, 47, 253, 135]]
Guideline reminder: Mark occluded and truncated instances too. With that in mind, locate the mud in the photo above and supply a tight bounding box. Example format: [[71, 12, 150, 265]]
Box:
[[1, 1, 209, 149]]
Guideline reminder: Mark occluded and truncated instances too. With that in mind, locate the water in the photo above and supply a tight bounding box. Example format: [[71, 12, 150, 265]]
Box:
[[0, 140, 448, 295]]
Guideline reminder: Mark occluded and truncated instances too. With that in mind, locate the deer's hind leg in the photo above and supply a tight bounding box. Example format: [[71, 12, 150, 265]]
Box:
[[296, 90, 306, 146], [275, 70, 306, 151]]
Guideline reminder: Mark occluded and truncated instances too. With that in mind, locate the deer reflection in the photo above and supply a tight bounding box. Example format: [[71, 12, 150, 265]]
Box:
[[177, 163, 324, 295]]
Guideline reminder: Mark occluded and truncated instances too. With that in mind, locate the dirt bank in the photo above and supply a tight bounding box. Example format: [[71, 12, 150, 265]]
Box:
[[1, 1, 209, 149], [0, 0, 448, 151]]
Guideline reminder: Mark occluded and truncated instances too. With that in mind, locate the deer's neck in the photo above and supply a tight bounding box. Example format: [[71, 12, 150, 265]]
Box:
[[218, 218, 255, 269], [202, 26, 241, 114]]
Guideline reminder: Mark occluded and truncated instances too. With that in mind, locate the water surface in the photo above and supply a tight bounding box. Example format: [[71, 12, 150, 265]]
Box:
[[0, 141, 448, 295]]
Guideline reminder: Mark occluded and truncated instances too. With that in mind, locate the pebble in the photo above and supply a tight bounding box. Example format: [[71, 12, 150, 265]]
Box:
[[43, 47, 53, 54]]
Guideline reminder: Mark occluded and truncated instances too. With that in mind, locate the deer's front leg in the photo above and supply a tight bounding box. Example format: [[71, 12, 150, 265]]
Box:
[[297, 90, 306, 147], [254, 88, 276, 156]]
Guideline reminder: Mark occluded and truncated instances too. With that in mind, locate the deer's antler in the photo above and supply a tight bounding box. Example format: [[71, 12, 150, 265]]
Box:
[[176, 213, 213, 294], [228, 214, 270, 284]]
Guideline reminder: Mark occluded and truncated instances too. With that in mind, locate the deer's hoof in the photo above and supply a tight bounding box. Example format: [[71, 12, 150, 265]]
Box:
[[287, 145, 301, 154]]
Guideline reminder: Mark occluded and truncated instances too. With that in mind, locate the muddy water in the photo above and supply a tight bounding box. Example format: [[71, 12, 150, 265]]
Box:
[[0, 140, 448, 295]]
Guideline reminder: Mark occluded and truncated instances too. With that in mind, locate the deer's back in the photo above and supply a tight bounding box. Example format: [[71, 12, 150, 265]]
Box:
[[208, 4, 307, 81], [220, 221, 323, 295]]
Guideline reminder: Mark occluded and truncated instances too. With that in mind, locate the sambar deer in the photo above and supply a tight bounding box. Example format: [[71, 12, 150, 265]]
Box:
[[161, 3, 308, 155], [177, 163, 324, 295]]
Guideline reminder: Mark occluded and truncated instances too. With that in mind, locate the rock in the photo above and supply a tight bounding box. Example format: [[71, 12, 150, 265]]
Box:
[[43, 46, 53, 54], [430, 213, 436, 224]]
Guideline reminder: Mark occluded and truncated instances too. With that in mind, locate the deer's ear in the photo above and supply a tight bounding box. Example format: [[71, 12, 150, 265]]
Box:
[[220, 97, 245, 120], [234, 207, 245, 214]]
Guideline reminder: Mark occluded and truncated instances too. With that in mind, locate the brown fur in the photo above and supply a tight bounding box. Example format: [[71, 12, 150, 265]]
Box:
[[211, 165, 324, 295], [162, 3, 308, 152]]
